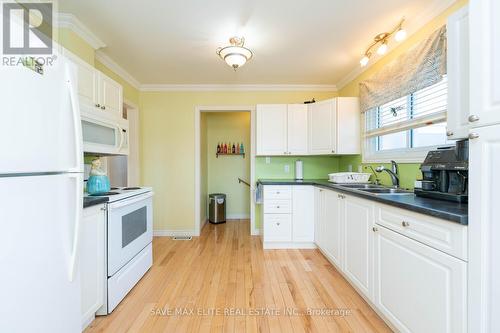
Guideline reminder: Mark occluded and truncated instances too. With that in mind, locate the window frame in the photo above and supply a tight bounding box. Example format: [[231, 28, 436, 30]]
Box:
[[362, 81, 450, 164]]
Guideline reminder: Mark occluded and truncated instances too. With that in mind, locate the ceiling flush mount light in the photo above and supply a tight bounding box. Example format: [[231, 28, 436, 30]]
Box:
[[359, 18, 406, 67], [216, 37, 253, 70]]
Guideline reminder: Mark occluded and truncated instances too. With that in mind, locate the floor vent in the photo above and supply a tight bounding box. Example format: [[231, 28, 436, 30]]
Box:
[[172, 236, 193, 241]]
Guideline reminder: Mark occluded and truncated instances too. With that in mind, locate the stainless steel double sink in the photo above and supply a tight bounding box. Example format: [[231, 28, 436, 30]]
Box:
[[336, 183, 413, 196]]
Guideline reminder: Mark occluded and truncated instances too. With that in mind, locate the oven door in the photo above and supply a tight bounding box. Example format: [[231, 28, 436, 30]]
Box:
[[107, 192, 153, 276]]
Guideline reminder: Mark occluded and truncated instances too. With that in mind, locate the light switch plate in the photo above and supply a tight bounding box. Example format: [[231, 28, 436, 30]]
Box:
[[284, 164, 290, 173]]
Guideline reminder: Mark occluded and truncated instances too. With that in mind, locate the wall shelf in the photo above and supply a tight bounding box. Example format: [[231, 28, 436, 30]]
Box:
[[216, 153, 245, 158]]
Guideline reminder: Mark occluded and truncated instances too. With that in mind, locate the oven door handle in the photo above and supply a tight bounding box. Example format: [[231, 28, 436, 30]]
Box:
[[108, 192, 154, 210]]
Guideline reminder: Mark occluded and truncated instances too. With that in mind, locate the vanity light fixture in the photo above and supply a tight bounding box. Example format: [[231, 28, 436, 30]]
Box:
[[360, 18, 407, 67], [216, 36, 253, 70]]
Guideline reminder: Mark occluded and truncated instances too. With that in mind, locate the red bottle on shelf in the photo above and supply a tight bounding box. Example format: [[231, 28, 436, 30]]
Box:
[[223, 143, 227, 154]]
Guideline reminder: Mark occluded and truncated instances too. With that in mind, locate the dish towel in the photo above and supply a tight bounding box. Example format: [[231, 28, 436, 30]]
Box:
[[255, 183, 263, 204]]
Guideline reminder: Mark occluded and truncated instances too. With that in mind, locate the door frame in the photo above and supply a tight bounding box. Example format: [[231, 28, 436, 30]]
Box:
[[194, 105, 257, 236], [124, 99, 140, 186]]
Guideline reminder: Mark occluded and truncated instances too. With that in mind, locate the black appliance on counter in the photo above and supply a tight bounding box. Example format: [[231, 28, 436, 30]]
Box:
[[415, 139, 468, 203]]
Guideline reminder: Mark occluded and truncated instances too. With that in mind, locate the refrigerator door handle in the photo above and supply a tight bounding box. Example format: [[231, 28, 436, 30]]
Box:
[[65, 62, 83, 172], [68, 173, 83, 282]]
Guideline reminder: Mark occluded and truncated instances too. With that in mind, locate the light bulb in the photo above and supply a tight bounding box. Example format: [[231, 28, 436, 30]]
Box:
[[395, 28, 407, 42], [360, 55, 370, 67], [377, 42, 388, 55]]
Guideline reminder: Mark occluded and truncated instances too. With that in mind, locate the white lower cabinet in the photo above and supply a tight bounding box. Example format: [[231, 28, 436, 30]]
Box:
[[374, 225, 467, 333], [343, 195, 374, 299], [316, 188, 343, 268], [80, 204, 106, 330], [262, 185, 314, 248]]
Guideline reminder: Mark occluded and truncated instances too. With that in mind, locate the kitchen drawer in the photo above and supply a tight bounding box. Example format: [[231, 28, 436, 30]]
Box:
[[263, 199, 292, 214], [263, 185, 292, 200], [263, 214, 292, 242], [375, 204, 468, 260]]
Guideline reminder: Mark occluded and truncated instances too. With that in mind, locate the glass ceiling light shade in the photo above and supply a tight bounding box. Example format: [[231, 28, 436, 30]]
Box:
[[216, 37, 253, 70], [359, 18, 406, 67]]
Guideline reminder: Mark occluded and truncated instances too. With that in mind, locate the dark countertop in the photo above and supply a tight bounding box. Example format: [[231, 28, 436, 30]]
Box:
[[258, 179, 468, 225], [83, 196, 108, 208]]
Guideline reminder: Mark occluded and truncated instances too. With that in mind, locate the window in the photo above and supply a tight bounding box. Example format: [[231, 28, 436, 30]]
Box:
[[363, 77, 453, 162]]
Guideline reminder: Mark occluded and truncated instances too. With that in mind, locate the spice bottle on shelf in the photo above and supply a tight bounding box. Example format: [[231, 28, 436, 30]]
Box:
[[236, 143, 240, 154], [240, 143, 244, 154], [232, 143, 236, 154], [223, 143, 227, 154], [217, 143, 221, 154]]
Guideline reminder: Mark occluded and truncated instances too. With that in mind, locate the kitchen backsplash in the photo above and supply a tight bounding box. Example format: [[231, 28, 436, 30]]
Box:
[[255, 156, 340, 179]]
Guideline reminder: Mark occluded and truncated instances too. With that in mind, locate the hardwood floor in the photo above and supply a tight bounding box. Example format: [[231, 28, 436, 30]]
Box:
[[85, 220, 391, 333]]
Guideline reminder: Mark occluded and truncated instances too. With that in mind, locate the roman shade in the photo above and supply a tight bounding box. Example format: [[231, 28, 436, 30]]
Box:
[[359, 25, 447, 113]]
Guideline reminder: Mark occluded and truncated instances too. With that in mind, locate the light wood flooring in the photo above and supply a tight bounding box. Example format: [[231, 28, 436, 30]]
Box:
[[85, 220, 391, 333]]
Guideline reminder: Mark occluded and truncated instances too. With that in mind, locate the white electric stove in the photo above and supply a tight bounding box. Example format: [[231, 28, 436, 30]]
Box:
[[90, 186, 154, 315]]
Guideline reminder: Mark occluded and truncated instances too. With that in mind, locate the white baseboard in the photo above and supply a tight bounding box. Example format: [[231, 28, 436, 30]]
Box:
[[226, 213, 250, 219], [263, 242, 316, 249], [251, 228, 260, 236], [154, 229, 196, 237]]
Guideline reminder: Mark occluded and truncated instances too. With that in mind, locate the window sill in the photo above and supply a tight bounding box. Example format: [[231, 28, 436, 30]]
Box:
[[362, 145, 447, 164]]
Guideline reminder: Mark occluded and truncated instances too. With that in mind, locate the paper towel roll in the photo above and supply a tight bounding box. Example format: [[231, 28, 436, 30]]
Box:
[[295, 160, 303, 180]]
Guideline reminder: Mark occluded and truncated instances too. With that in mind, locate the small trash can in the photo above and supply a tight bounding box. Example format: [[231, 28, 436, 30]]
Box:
[[209, 193, 226, 224]]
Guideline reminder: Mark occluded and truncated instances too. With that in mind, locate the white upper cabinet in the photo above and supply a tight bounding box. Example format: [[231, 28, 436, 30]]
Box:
[[309, 99, 336, 154], [98, 73, 123, 119], [64, 49, 124, 124], [309, 98, 360, 155], [469, 0, 500, 128], [74, 59, 99, 108], [447, 5, 470, 140], [287, 104, 309, 155], [256, 104, 288, 155], [337, 97, 361, 154]]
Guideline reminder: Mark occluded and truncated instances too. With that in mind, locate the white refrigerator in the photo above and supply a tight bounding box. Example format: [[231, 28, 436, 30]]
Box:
[[0, 47, 84, 332]]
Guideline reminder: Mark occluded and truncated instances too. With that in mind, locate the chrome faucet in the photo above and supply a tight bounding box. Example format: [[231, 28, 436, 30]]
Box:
[[375, 160, 400, 188]]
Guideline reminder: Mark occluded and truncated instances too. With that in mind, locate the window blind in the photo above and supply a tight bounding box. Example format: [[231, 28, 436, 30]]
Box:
[[365, 77, 447, 138]]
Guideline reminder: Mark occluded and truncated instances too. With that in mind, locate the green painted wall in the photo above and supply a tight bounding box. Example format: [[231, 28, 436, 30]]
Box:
[[338, 156, 421, 189], [206, 112, 251, 218]]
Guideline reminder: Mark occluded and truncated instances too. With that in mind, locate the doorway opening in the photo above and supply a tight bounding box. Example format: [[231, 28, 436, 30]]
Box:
[[194, 106, 256, 236]]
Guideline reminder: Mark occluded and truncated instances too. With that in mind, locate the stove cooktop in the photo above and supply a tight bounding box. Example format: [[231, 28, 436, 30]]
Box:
[[85, 186, 152, 203]]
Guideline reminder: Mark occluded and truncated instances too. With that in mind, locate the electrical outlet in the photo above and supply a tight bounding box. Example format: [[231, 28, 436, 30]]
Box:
[[266, 157, 271, 164], [284, 164, 290, 173]]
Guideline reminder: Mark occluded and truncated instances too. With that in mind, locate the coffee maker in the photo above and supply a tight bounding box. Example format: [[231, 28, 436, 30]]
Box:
[[415, 139, 468, 203]]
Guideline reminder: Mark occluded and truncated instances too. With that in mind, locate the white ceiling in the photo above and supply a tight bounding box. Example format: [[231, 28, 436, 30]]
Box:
[[59, 0, 453, 86]]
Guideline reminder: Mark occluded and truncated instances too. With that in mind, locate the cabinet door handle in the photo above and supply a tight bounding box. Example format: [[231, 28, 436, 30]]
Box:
[[402, 221, 410, 227], [276, 191, 280, 194], [101, 105, 106, 110], [469, 132, 479, 140], [446, 130, 453, 137], [468, 115, 480, 123], [372, 226, 378, 232], [276, 206, 280, 209], [95, 103, 100, 108], [276, 222, 280, 226], [331, 150, 335, 153]]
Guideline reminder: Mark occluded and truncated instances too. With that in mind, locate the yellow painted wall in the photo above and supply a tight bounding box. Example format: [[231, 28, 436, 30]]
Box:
[[337, 0, 469, 189], [56, 28, 95, 66], [206, 112, 251, 218], [139, 91, 337, 231]]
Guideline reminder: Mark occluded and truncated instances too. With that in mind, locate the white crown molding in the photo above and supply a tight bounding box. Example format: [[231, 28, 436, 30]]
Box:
[[336, 0, 457, 91], [139, 84, 337, 92], [95, 50, 141, 89], [56, 13, 106, 50]]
